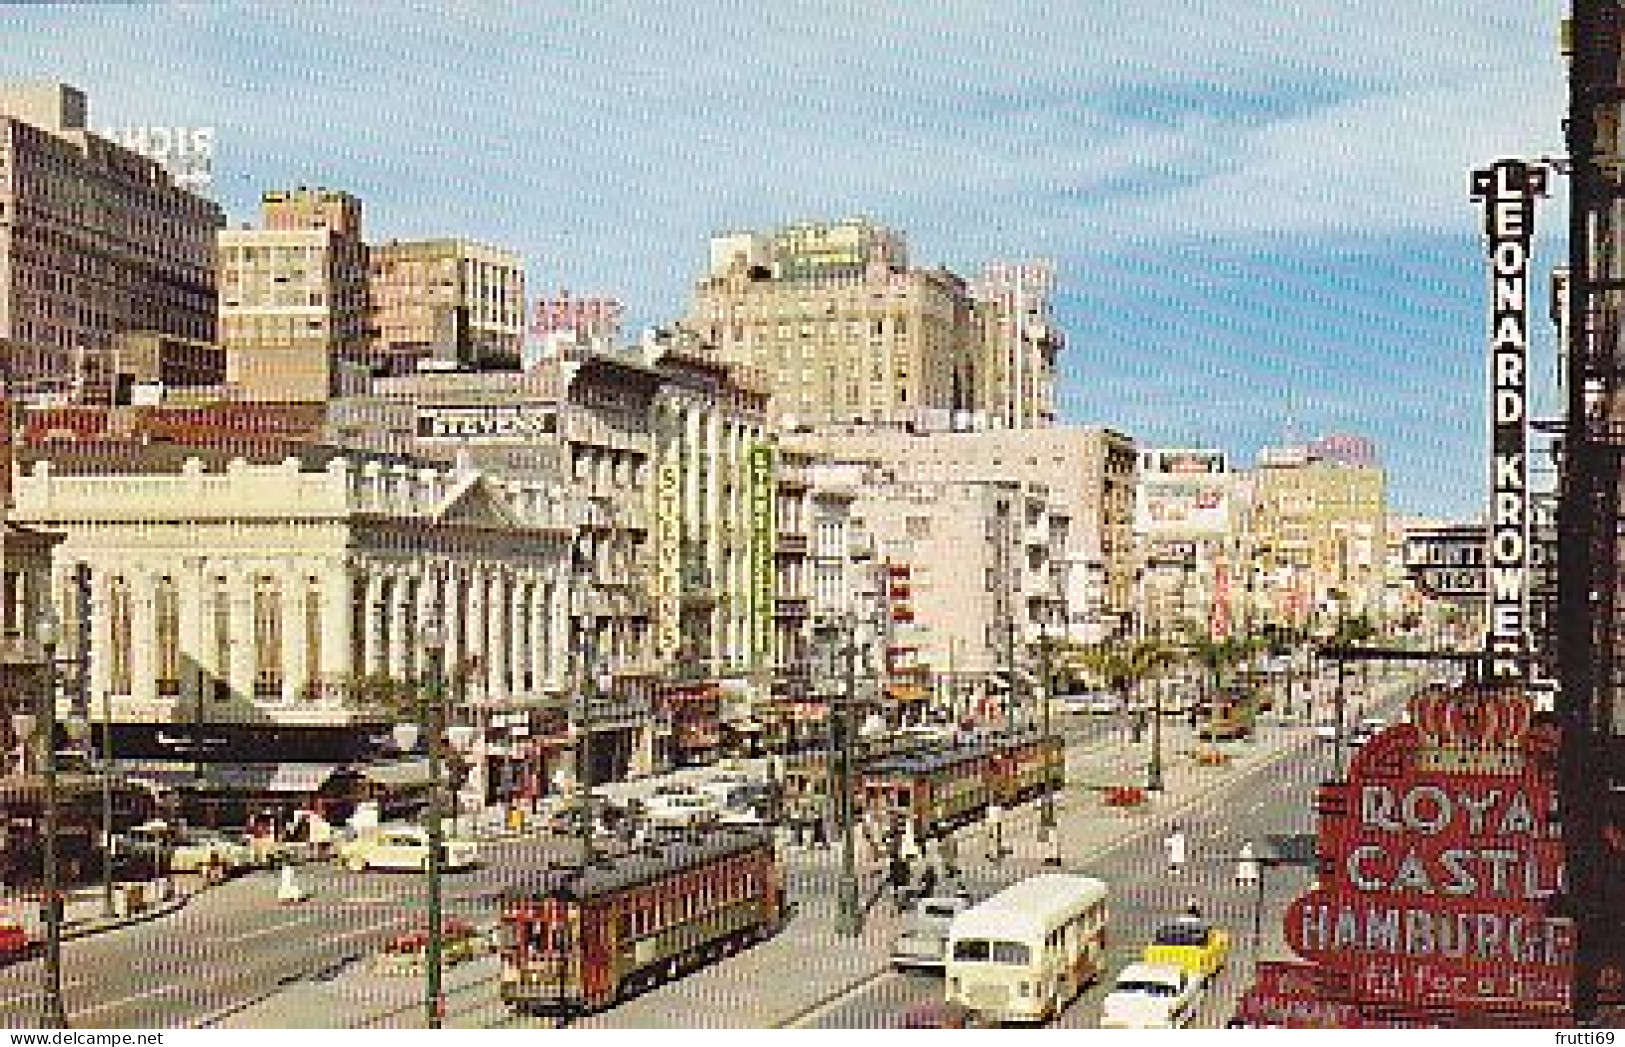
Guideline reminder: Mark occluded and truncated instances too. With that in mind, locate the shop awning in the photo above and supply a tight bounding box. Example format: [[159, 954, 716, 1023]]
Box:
[[117, 761, 341, 794], [358, 758, 434, 788]]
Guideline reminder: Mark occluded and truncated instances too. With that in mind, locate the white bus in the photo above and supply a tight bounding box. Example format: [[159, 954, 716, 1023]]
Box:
[[943, 873, 1110, 1024]]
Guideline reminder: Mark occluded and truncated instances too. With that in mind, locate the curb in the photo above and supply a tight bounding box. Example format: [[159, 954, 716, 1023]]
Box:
[[60, 889, 190, 942]]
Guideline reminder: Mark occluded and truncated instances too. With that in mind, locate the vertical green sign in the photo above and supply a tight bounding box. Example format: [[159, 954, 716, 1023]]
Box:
[[749, 444, 777, 670]]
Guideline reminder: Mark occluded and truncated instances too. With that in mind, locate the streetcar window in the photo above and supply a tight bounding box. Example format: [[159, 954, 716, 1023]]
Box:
[[952, 939, 1030, 964]]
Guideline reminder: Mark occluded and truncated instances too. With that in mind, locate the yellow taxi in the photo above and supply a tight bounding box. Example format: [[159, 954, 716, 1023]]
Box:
[[1142, 916, 1230, 982]]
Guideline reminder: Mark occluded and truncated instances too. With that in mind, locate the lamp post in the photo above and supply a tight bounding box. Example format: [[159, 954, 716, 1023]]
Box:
[[1037, 627, 1060, 866], [822, 615, 861, 937], [37, 609, 67, 1029], [1146, 672, 1166, 793], [416, 614, 447, 1031]]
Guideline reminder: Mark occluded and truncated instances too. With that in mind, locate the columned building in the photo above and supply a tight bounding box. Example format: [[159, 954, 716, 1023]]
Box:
[[11, 445, 575, 810]]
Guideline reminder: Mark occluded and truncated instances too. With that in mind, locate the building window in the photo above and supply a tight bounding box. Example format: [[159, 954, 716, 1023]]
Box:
[[305, 578, 322, 700], [213, 578, 230, 701], [109, 577, 132, 698], [253, 575, 283, 700], [155, 577, 180, 697]]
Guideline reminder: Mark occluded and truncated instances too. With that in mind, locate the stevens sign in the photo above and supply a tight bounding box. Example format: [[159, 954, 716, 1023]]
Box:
[[1283, 687, 1574, 1014]]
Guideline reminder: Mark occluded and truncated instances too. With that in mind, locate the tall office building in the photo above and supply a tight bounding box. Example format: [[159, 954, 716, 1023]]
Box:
[[368, 238, 525, 374], [0, 82, 223, 403], [687, 218, 983, 429], [218, 187, 368, 400]]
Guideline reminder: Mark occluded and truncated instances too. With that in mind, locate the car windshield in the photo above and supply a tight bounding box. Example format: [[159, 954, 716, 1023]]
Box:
[[1116, 980, 1178, 997], [922, 904, 959, 919], [1153, 922, 1210, 947], [950, 939, 1030, 964]]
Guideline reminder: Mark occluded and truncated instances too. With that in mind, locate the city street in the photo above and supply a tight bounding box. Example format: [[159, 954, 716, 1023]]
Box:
[[0, 663, 1414, 1030]]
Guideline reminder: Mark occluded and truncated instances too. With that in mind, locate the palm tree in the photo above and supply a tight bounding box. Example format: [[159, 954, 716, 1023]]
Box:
[[1067, 639, 1176, 736]]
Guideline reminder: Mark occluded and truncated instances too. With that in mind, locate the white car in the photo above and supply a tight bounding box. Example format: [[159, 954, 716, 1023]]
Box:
[[1058, 692, 1122, 715], [694, 772, 756, 805], [645, 790, 721, 828], [338, 825, 479, 872], [1100, 962, 1202, 1029], [890, 892, 974, 970]]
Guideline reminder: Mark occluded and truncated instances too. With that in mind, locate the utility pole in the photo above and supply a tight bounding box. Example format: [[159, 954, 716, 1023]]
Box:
[[832, 615, 861, 937], [38, 612, 66, 1029], [1038, 628, 1059, 864], [420, 618, 447, 1031]]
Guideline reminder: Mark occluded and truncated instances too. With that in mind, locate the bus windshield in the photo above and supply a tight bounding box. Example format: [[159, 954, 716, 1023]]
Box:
[[951, 939, 1031, 964]]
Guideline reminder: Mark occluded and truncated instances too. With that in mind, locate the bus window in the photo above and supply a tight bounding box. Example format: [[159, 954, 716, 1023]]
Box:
[[952, 939, 1031, 964]]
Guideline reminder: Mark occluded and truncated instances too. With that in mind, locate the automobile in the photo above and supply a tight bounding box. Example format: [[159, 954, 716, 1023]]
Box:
[[889, 891, 975, 971], [337, 824, 479, 872], [0, 910, 32, 960], [893, 1001, 994, 1029], [1313, 719, 1341, 742], [644, 790, 721, 829], [128, 821, 254, 875], [693, 771, 758, 805], [1099, 962, 1203, 1029], [1143, 916, 1231, 982], [1349, 716, 1389, 747], [1056, 692, 1121, 715], [716, 783, 778, 826]]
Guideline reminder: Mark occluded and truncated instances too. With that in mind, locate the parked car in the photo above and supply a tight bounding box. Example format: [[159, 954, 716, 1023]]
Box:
[[338, 825, 479, 872], [1055, 692, 1120, 715], [0, 911, 33, 960], [716, 783, 778, 826], [127, 821, 254, 875], [1143, 916, 1230, 982], [644, 790, 721, 829], [1349, 716, 1389, 747], [889, 891, 975, 971], [1099, 962, 1203, 1029]]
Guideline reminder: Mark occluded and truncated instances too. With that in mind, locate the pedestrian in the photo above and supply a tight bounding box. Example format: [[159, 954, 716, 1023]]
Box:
[[918, 861, 939, 900], [811, 813, 829, 849], [889, 853, 912, 911], [1164, 826, 1187, 875], [939, 831, 960, 878], [1236, 841, 1260, 889], [987, 801, 1006, 862]]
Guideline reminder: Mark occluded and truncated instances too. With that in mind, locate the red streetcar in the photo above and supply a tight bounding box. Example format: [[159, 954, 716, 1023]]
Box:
[[499, 828, 783, 1015]]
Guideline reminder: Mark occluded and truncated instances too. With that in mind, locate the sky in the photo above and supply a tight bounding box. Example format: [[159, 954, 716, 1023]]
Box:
[[2, 1, 1568, 518]]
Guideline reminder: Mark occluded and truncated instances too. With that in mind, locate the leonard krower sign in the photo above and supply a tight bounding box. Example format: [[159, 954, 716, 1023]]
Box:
[[1471, 159, 1546, 682], [1277, 686, 1574, 1019]]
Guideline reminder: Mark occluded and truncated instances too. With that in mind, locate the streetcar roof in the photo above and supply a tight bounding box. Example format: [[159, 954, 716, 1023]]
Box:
[[503, 827, 773, 902]]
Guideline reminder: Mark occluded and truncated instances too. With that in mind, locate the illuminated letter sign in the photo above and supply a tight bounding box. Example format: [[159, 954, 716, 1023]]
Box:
[[748, 445, 776, 669], [1279, 688, 1574, 1018], [1471, 160, 1546, 681], [655, 454, 682, 660]]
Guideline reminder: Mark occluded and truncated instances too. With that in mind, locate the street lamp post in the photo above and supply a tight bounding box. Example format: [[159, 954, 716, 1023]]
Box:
[[833, 615, 862, 937], [1037, 628, 1061, 866], [1333, 656, 1348, 778], [418, 615, 447, 1031], [1146, 674, 1165, 793], [38, 610, 67, 1029], [1237, 842, 1275, 963]]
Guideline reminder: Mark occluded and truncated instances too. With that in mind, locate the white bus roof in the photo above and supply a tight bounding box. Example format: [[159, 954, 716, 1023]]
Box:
[[948, 874, 1109, 944]]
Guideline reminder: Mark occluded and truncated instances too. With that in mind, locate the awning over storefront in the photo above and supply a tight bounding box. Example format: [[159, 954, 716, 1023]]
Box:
[[358, 758, 433, 788], [117, 761, 341, 793]]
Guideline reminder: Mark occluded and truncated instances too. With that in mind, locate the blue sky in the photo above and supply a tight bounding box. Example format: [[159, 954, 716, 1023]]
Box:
[[3, 1, 1566, 518]]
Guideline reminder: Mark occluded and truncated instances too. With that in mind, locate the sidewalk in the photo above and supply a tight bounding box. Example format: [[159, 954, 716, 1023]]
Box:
[[3, 876, 194, 956], [214, 711, 1327, 1029]]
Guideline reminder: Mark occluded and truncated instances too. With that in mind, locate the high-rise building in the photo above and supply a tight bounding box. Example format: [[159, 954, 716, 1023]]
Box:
[[0, 82, 223, 403], [368, 238, 525, 374], [1245, 443, 1388, 628], [687, 218, 982, 429], [218, 187, 368, 400]]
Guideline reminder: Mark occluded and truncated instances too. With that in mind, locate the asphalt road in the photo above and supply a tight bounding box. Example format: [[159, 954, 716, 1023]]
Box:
[[0, 665, 1409, 1030], [795, 667, 1416, 1029]]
